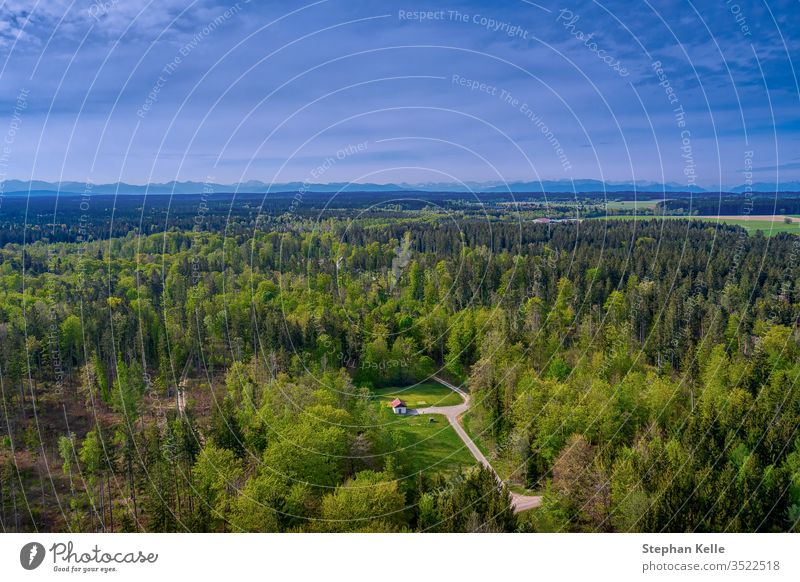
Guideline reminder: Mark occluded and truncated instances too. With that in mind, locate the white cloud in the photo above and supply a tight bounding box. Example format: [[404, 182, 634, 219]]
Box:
[[0, 0, 218, 50]]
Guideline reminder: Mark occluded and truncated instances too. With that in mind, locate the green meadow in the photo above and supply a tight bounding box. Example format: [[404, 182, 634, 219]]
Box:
[[390, 413, 476, 476]]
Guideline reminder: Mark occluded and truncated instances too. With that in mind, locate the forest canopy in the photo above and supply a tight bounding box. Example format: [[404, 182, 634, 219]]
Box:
[[1, 206, 799, 533]]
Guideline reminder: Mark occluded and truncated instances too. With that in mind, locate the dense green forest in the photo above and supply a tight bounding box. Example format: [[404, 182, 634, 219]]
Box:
[[1, 209, 799, 532]]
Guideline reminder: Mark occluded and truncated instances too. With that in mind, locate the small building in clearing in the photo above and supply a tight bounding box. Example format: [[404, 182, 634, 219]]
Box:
[[390, 398, 407, 415]]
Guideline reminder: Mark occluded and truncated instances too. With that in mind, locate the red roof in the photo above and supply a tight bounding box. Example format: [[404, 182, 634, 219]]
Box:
[[390, 398, 405, 408]]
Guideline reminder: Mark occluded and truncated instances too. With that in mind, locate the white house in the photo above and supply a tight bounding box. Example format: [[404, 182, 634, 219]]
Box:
[[390, 398, 407, 415]]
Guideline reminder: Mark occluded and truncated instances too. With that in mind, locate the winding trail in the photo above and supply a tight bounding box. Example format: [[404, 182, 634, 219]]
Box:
[[413, 376, 542, 513]]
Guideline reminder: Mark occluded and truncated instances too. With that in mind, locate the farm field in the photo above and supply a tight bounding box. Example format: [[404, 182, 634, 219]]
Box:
[[604, 200, 661, 210], [371, 382, 464, 409]]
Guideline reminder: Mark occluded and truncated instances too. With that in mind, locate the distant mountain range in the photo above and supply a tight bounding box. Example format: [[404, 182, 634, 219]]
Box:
[[1, 179, 799, 195]]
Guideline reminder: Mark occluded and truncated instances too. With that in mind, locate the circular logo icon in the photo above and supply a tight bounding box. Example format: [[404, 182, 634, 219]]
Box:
[[20, 542, 46, 570]]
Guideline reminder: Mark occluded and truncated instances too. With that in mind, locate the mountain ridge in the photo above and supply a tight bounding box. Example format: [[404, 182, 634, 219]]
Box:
[[2, 179, 799, 195]]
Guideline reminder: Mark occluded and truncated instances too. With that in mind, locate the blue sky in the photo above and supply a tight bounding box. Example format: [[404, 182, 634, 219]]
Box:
[[0, 0, 798, 188]]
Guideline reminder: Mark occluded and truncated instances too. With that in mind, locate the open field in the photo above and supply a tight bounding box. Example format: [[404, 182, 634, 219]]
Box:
[[391, 413, 477, 476], [372, 382, 464, 408], [604, 200, 661, 210], [591, 214, 800, 236]]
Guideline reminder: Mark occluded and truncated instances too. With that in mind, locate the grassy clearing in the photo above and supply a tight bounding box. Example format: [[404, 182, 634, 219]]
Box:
[[391, 413, 476, 476], [372, 382, 463, 409]]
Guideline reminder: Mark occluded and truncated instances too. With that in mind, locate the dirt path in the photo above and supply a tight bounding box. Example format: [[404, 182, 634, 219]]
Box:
[[176, 357, 191, 416], [413, 376, 542, 513]]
